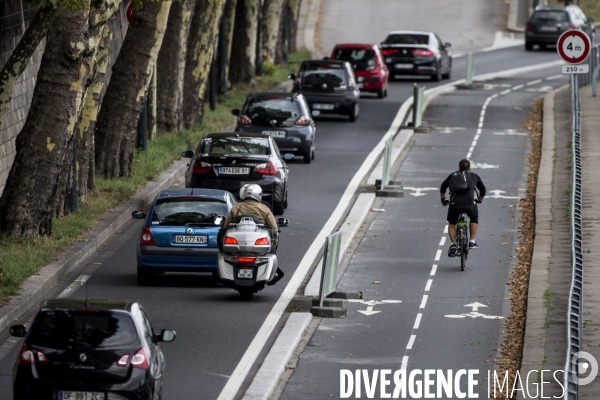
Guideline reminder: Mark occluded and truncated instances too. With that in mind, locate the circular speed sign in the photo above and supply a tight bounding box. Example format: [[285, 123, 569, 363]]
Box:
[[557, 30, 591, 64]]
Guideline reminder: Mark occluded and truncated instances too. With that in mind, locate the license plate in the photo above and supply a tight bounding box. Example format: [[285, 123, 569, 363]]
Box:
[[261, 130, 286, 137], [394, 63, 413, 69], [540, 25, 557, 32], [238, 269, 253, 278], [59, 392, 105, 400], [313, 103, 334, 110], [219, 167, 249, 175], [174, 235, 207, 244]]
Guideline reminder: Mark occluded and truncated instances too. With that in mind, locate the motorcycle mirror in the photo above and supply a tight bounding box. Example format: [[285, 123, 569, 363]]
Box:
[[277, 218, 289, 227], [214, 216, 225, 226]]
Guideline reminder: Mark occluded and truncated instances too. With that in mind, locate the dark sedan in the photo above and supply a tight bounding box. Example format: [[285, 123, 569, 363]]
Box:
[[525, 5, 595, 50], [183, 133, 292, 215], [10, 298, 175, 400], [289, 59, 360, 122], [233, 92, 316, 163], [380, 30, 452, 81]]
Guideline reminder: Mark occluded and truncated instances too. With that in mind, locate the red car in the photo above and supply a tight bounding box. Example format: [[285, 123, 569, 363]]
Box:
[[330, 43, 389, 98]]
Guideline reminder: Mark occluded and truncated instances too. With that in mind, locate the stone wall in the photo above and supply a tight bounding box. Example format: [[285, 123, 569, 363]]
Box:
[[0, 2, 130, 196]]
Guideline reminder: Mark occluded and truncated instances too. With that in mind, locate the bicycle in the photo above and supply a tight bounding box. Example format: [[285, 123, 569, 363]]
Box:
[[456, 212, 469, 271]]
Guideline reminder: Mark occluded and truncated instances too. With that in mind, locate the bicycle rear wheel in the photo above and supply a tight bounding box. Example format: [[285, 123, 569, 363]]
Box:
[[459, 230, 466, 271]]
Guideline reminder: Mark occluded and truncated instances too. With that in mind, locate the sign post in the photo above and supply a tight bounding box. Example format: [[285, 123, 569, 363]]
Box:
[[318, 231, 343, 308]]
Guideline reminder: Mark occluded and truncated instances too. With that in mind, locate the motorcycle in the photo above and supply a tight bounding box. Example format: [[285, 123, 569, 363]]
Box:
[[215, 215, 288, 299]]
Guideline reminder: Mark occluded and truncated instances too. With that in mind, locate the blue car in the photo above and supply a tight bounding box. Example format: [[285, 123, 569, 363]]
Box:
[[132, 188, 237, 285]]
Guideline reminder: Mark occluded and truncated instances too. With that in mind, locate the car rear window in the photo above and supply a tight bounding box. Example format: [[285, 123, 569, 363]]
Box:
[[301, 64, 348, 88], [384, 34, 429, 45], [333, 49, 376, 71], [531, 11, 568, 22], [153, 198, 228, 225], [246, 98, 301, 120], [201, 137, 271, 156], [29, 310, 138, 349]]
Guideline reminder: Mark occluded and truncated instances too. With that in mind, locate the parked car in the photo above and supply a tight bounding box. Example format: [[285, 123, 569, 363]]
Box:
[[182, 132, 292, 215], [233, 92, 316, 163], [9, 298, 176, 400], [132, 188, 237, 285], [525, 5, 595, 50], [330, 43, 389, 98], [380, 30, 452, 81], [289, 59, 360, 122]]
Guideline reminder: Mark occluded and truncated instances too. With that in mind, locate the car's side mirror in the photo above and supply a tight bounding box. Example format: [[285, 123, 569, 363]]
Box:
[[231, 109, 240, 116], [214, 215, 225, 226], [288, 73, 296, 80], [445, 42, 452, 48], [311, 110, 321, 117], [9, 325, 27, 337], [277, 218, 289, 227], [182, 150, 194, 158], [283, 154, 294, 161], [157, 329, 176, 343], [132, 211, 146, 219]]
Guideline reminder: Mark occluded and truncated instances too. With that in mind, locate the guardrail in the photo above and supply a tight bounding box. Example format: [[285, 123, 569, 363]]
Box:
[[563, 72, 584, 400], [317, 231, 343, 308]]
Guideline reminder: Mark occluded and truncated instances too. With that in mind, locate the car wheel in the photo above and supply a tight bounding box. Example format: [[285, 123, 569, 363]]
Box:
[[274, 198, 285, 215], [349, 103, 358, 122], [137, 269, 155, 286], [284, 188, 288, 209], [431, 63, 442, 81], [525, 41, 533, 51], [312, 148, 315, 160], [239, 288, 254, 300], [377, 89, 384, 99], [303, 152, 311, 164], [384, 88, 388, 98], [442, 61, 452, 80]]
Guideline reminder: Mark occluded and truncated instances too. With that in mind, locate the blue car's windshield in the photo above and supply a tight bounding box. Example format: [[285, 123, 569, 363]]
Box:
[[152, 199, 228, 226]]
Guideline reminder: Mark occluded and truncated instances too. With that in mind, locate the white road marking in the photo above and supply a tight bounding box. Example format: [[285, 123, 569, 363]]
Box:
[[547, 74, 563, 80], [357, 306, 381, 316], [413, 313, 423, 329], [403, 187, 438, 197], [420, 295, 428, 309], [512, 84, 524, 90], [401, 356, 409, 370], [465, 302, 487, 311], [444, 225, 448, 234], [500, 89, 512, 95], [57, 275, 91, 298], [430, 264, 438, 276], [526, 79, 542, 85], [439, 236, 446, 246], [425, 279, 433, 292], [435, 250, 442, 261], [407, 335, 416, 350]]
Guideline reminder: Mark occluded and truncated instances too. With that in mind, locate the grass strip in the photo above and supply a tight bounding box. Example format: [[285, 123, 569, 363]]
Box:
[[0, 50, 309, 304]]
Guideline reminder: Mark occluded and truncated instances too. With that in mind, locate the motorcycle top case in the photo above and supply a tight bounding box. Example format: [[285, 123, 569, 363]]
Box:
[[222, 218, 272, 254]]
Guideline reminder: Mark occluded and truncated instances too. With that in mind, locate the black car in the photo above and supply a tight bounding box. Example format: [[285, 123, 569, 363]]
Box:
[[9, 298, 176, 400], [289, 60, 360, 122], [183, 133, 292, 215], [380, 30, 452, 81], [233, 92, 316, 163], [525, 5, 595, 50]]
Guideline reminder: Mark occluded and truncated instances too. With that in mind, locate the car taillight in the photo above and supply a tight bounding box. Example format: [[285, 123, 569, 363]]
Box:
[[238, 115, 252, 125], [224, 236, 238, 244], [256, 162, 277, 176], [192, 160, 211, 174], [255, 237, 269, 245], [140, 226, 156, 246], [131, 348, 148, 370], [295, 116, 310, 126], [237, 257, 256, 263], [18, 345, 48, 365], [411, 49, 434, 57], [525, 22, 532, 32], [381, 49, 396, 56], [117, 354, 130, 367]]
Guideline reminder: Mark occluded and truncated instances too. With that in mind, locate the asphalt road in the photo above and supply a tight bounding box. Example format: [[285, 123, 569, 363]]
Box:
[[279, 68, 568, 399], [0, 8, 565, 400]]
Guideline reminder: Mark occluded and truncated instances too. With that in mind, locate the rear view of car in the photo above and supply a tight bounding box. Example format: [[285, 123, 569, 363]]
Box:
[[525, 6, 595, 50], [10, 298, 175, 400], [331, 44, 389, 98]]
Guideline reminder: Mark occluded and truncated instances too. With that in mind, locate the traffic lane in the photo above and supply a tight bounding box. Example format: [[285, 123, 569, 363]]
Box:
[[318, 0, 504, 54]]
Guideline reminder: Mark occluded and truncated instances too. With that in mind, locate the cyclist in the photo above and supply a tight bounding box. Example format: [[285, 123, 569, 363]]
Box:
[[440, 159, 486, 257]]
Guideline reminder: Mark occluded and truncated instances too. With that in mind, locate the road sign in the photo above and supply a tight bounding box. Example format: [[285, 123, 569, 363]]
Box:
[[557, 30, 591, 64], [562, 64, 590, 74]]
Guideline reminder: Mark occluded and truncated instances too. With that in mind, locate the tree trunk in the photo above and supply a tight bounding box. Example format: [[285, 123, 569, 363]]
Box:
[[181, 0, 226, 129], [0, 5, 94, 237], [274, 5, 285, 64], [156, 0, 196, 132], [228, 0, 259, 83], [0, 6, 56, 134], [261, 0, 284, 64], [288, 0, 300, 53], [95, 1, 171, 179], [222, 0, 238, 86]]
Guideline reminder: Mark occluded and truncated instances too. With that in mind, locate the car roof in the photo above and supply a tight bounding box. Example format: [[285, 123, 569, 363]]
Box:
[[303, 59, 348, 66], [157, 188, 231, 201], [247, 92, 296, 98], [41, 298, 136, 312], [204, 132, 270, 139], [533, 6, 569, 11], [387, 30, 433, 36], [333, 43, 377, 49]]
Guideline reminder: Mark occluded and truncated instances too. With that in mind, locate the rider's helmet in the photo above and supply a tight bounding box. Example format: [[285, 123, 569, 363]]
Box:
[[240, 183, 262, 202]]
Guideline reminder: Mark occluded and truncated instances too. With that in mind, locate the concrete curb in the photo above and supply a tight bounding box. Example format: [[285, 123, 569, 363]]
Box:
[[517, 85, 568, 397], [243, 313, 312, 400]]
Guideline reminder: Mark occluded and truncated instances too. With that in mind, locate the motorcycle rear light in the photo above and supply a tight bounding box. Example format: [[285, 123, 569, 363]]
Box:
[[117, 354, 130, 367], [256, 162, 277, 176], [224, 236, 238, 244], [410, 49, 434, 57], [237, 257, 256, 263], [131, 348, 148, 370], [140, 227, 156, 245], [295, 116, 310, 126], [192, 160, 211, 174], [255, 237, 269, 245], [238, 115, 252, 125]]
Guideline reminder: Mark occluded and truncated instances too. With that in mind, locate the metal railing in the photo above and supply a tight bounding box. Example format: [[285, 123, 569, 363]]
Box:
[[563, 74, 584, 400]]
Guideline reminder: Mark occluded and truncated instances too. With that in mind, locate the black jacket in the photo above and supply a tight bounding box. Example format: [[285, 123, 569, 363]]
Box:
[[440, 171, 486, 207]]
